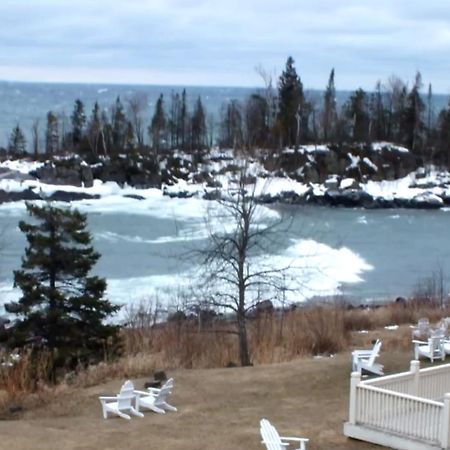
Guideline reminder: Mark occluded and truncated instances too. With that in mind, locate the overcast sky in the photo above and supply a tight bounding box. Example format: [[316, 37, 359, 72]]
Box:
[[1, 0, 450, 92]]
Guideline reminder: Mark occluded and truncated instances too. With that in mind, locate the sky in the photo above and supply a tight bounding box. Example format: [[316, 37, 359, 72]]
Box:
[[1, 0, 450, 92]]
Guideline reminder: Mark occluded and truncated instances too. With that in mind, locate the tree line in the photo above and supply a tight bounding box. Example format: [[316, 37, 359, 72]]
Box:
[[6, 56, 450, 167]]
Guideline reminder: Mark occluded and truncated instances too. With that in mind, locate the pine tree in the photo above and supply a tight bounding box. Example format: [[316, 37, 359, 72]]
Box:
[[323, 68, 336, 141], [191, 96, 207, 152], [71, 99, 87, 145], [45, 111, 59, 156], [180, 89, 188, 151], [245, 94, 268, 150], [5, 203, 119, 368], [401, 72, 425, 154], [369, 80, 386, 142], [150, 94, 167, 153], [220, 100, 243, 149], [111, 96, 127, 153], [8, 124, 27, 156], [277, 56, 305, 148], [124, 121, 136, 153], [87, 102, 104, 158], [345, 88, 370, 142]]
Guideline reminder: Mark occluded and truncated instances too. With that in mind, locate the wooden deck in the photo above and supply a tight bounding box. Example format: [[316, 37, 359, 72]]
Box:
[[344, 361, 450, 449]]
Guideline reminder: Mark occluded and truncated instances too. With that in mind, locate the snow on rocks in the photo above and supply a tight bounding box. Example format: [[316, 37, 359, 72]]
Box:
[[1, 145, 450, 210]]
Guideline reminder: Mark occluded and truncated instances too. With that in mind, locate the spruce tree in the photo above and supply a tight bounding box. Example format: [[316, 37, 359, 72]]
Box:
[[112, 96, 127, 153], [45, 111, 59, 156], [191, 96, 207, 152], [323, 68, 336, 141], [150, 94, 167, 153], [180, 89, 188, 151], [87, 102, 103, 158], [71, 99, 87, 145], [8, 124, 27, 156], [6, 203, 119, 368], [277, 56, 304, 148], [345, 88, 370, 142], [401, 72, 425, 155]]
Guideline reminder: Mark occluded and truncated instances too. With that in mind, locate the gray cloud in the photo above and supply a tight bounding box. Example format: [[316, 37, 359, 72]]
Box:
[[1, 0, 450, 92]]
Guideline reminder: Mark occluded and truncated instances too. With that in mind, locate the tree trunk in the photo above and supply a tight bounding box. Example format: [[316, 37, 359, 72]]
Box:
[[237, 308, 251, 366]]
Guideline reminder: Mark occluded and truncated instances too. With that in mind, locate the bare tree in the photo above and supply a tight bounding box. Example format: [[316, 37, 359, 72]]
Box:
[[199, 168, 292, 366], [127, 92, 148, 148]]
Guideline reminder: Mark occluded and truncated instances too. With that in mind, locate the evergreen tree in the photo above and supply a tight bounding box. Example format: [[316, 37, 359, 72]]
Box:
[[87, 102, 104, 158], [426, 83, 434, 158], [220, 100, 243, 149], [168, 91, 180, 149], [245, 94, 268, 150], [150, 94, 167, 153], [124, 121, 136, 153], [345, 88, 370, 142], [438, 102, 450, 165], [401, 72, 425, 154], [369, 81, 386, 142], [322, 68, 337, 141], [111, 96, 127, 152], [31, 119, 40, 160], [45, 111, 59, 156], [8, 124, 27, 156], [71, 99, 86, 145], [180, 89, 188, 151], [5, 203, 119, 368], [277, 56, 305, 148], [191, 96, 207, 152]]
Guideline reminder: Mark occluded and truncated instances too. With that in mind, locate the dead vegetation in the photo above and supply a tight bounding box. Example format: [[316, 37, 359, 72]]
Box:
[[1, 299, 449, 418]]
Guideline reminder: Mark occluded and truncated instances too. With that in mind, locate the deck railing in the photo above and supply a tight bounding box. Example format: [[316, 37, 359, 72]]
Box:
[[363, 360, 450, 400], [348, 361, 450, 448]]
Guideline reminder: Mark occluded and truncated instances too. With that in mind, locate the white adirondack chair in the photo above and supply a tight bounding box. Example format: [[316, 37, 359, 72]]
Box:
[[352, 340, 384, 376], [99, 380, 144, 420], [444, 340, 450, 356], [411, 317, 431, 339], [260, 418, 308, 450], [134, 378, 177, 414], [413, 336, 445, 362]]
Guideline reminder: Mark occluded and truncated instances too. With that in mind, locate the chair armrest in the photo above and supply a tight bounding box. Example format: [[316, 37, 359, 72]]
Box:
[[262, 441, 289, 447], [353, 349, 373, 355], [134, 390, 152, 397], [281, 436, 309, 442], [147, 387, 161, 393], [99, 396, 118, 401]]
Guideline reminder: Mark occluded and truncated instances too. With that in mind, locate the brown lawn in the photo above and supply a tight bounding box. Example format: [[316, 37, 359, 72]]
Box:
[[0, 347, 415, 450]]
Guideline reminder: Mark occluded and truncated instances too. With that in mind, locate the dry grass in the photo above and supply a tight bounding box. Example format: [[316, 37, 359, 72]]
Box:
[[0, 346, 417, 450], [2, 301, 449, 418]]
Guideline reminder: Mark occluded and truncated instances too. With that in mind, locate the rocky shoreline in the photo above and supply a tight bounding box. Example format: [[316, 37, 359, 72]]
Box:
[[1, 143, 449, 209]]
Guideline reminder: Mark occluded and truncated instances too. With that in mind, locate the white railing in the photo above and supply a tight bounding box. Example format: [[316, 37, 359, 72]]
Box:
[[418, 365, 450, 401], [348, 362, 450, 448], [363, 360, 450, 400]]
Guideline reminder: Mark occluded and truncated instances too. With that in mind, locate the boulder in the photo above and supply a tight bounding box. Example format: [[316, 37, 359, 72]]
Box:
[[324, 189, 374, 208], [47, 191, 100, 202], [0, 188, 40, 204], [409, 193, 443, 209]]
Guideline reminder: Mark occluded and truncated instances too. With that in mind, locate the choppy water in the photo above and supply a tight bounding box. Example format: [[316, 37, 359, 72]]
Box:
[[0, 201, 449, 312]]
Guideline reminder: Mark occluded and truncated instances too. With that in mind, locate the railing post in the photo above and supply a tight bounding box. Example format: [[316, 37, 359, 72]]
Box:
[[349, 371, 361, 425], [441, 393, 450, 448], [410, 360, 420, 396]]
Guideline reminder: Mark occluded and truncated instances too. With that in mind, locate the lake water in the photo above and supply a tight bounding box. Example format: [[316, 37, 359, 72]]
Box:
[[0, 199, 449, 312]]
